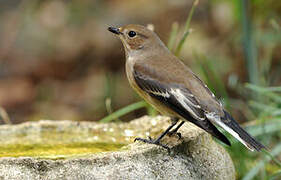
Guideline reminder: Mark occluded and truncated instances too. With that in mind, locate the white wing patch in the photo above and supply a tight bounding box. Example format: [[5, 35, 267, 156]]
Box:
[[170, 88, 205, 120], [206, 112, 255, 151], [148, 90, 170, 98]]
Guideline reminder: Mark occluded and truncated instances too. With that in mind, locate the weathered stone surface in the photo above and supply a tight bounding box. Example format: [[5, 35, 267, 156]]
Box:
[[0, 116, 235, 180]]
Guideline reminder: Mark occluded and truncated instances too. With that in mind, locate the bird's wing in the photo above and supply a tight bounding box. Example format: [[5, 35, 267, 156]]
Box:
[[133, 64, 231, 146], [133, 61, 265, 151]]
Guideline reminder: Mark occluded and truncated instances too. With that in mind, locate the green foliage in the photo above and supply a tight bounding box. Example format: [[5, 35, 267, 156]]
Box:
[[227, 83, 281, 179], [242, 145, 281, 180]]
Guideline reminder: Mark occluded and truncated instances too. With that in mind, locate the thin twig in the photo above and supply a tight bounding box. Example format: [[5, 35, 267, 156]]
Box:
[[0, 107, 11, 124]]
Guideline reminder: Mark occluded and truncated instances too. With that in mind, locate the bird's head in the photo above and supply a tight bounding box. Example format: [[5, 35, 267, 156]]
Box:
[[108, 24, 165, 56]]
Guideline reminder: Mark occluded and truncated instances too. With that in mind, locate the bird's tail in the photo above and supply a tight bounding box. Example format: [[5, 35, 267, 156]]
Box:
[[222, 110, 265, 151]]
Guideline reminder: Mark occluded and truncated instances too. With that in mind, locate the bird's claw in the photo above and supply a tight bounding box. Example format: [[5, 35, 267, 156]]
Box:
[[134, 137, 170, 152], [167, 131, 182, 140]]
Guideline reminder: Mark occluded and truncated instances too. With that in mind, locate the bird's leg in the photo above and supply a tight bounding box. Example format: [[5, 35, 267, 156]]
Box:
[[168, 121, 185, 139], [134, 120, 178, 151]]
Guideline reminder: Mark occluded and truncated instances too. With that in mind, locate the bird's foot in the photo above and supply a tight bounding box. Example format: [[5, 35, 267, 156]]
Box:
[[134, 137, 170, 152], [167, 130, 182, 140]]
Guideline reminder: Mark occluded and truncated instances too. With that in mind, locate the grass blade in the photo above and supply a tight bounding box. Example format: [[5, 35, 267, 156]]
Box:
[[240, 0, 259, 85], [246, 83, 281, 93], [100, 101, 148, 122], [167, 22, 179, 51], [245, 119, 281, 136], [183, 0, 199, 35], [175, 30, 192, 56], [242, 144, 281, 180], [175, 0, 199, 56], [269, 169, 281, 180]]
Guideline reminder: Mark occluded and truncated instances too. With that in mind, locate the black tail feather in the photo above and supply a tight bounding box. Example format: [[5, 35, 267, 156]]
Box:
[[223, 110, 265, 151]]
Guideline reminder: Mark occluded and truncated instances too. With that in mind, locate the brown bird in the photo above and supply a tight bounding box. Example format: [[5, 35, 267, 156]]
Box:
[[108, 24, 265, 151]]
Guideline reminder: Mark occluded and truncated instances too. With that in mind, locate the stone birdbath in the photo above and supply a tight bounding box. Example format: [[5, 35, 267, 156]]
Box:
[[0, 116, 235, 179]]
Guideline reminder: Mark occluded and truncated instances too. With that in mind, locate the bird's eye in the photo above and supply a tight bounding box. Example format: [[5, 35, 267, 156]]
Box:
[[128, 31, 136, 37]]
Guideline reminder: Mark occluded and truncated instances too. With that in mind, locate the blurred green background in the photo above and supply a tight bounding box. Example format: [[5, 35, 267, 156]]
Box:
[[0, 0, 280, 179]]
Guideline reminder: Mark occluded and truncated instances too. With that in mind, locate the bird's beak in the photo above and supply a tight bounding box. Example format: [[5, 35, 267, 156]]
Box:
[[108, 27, 122, 35]]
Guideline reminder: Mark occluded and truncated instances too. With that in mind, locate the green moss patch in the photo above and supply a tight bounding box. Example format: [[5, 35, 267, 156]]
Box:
[[0, 142, 126, 159]]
